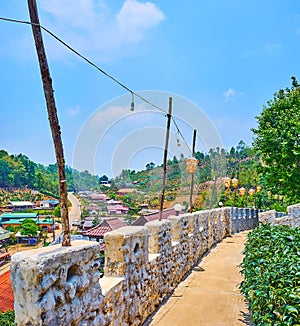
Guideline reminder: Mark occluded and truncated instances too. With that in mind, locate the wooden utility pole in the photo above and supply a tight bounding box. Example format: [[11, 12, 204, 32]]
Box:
[[159, 97, 172, 221], [189, 129, 197, 213], [28, 0, 71, 246]]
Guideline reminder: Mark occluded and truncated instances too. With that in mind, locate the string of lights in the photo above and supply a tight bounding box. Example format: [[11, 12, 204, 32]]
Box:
[[0, 16, 193, 155]]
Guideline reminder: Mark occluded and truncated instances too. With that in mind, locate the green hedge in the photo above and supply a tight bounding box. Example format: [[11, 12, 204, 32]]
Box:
[[0, 311, 14, 326], [240, 224, 300, 325]]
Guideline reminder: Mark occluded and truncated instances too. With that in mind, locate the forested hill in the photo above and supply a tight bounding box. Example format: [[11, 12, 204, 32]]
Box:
[[0, 150, 99, 197]]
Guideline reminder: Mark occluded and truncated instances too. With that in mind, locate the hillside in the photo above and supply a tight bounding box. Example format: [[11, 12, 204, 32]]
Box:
[[0, 141, 266, 211]]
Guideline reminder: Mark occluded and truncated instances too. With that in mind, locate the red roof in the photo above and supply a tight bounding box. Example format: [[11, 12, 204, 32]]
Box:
[[99, 243, 105, 251], [102, 217, 125, 230], [0, 271, 14, 311], [84, 226, 110, 237], [132, 208, 183, 226]]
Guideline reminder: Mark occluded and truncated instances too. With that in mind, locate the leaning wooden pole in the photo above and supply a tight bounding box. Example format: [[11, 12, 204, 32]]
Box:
[[189, 129, 197, 213], [159, 97, 172, 221], [28, 0, 71, 246]]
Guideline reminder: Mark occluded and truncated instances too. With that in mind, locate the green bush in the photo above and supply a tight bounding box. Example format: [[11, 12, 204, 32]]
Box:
[[240, 224, 300, 325], [0, 310, 15, 326]]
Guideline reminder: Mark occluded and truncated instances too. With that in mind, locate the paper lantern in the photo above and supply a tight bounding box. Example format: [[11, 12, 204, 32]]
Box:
[[186, 157, 199, 174]]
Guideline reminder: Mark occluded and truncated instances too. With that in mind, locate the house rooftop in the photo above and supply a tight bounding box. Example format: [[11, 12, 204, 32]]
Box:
[[1, 213, 38, 218], [84, 226, 111, 237], [0, 271, 14, 312], [132, 207, 184, 226], [7, 201, 34, 206]]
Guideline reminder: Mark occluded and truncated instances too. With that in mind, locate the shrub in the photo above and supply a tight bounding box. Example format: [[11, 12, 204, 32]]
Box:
[[240, 224, 300, 325], [0, 310, 15, 326]]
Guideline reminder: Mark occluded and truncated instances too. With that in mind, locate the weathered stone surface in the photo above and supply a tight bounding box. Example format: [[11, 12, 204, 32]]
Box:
[[11, 208, 261, 326], [259, 204, 300, 227], [11, 240, 102, 326]]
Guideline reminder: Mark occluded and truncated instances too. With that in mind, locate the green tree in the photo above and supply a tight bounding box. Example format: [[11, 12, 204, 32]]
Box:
[[53, 205, 61, 218], [145, 162, 155, 171], [252, 77, 300, 204], [21, 218, 38, 237]]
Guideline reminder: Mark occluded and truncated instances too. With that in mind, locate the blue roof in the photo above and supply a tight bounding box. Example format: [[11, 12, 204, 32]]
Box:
[[1, 213, 38, 218]]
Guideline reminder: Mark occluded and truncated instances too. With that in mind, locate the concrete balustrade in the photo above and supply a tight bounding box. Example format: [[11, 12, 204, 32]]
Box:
[[11, 207, 261, 326]]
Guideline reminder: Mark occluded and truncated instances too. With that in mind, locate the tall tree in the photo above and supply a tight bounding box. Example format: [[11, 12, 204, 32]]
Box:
[[252, 77, 300, 204]]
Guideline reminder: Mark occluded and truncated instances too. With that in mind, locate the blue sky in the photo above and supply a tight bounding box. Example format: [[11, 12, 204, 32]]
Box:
[[1, 0, 300, 177]]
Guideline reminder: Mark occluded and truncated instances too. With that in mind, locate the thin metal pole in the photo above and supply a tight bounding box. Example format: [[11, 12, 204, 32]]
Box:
[[159, 97, 172, 221], [189, 129, 197, 213], [28, 0, 71, 246]]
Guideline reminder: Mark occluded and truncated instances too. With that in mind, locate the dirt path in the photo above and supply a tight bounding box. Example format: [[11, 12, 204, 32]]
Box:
[[147, 231, 251, 326]]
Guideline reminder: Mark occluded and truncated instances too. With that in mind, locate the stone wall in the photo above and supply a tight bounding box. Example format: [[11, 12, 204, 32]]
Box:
[[11, 207, 258, 326], [259, 203, 300, 227]]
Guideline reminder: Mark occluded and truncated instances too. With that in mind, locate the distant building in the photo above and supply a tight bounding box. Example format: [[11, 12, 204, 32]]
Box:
[[89, 193, 109, 202], [107, 204, 129, 215], [6, 201, 35, 211], [117, 188, 136, 195], [83, 217, 125, 250], [0, 212, 53, 231], [0, 226, 11, 246], [0, 212, 38, 223], [39, 200, 59, 209], [132, 207, 185, 226]]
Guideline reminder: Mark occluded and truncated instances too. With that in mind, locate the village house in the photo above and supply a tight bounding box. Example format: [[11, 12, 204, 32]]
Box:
[[88, 193, 109, 202], [83, 217, 125, 250], [39, 199, 59, 209], [0, 212, 53, 231], [6, 201, 35, 211], [107, 204, 129, 215], [132, 207, 185, 226], [116, 188, 136, 196]]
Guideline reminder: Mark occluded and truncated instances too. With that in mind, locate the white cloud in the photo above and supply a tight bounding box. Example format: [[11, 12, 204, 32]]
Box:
[[117, 0, 165, 42], [223, 88, 243, 100], [38, 0, 165, 61], [223, 88, 235, 100]]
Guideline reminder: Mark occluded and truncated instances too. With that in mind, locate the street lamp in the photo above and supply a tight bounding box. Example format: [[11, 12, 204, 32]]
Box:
[[186, 157, 199, 174], [232, 178, 238, 206], [232, 178, 238, 188], [239, 187, 246, 196], [223, 177, 231, 189], [186, 153, 198, 213]]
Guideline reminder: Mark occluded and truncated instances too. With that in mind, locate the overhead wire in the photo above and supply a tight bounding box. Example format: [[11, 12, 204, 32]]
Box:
[[0, 16, 193, 155]]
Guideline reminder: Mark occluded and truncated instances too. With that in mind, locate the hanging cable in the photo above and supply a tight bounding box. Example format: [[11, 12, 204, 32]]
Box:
[[0, 16, 167, 114], [0, 16, 194, 154], [172, 117, 193, 155]]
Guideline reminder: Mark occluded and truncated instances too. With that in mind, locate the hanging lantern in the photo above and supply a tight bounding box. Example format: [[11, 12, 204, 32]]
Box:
[[186, 157, 199, 174], [239, 187, 246, 196], [267, 191, 272, 197], [232, 178, 239, 188], [248, 188, 255, 196], [223, 177, 231, 188], [279, 195, 284, 201], [256, 185, 262, 193], [274, 194, 279, 200]]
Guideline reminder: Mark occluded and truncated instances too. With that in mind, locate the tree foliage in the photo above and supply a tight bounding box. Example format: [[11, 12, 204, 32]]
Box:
[[0, 150, 99, 195], [252, 77, 300, 204], [21, 218, 38, 236]]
